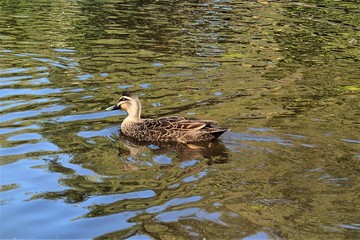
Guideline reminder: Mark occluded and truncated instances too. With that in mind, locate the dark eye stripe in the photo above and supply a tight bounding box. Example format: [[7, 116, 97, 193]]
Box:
[[119, 96, 130, 102]]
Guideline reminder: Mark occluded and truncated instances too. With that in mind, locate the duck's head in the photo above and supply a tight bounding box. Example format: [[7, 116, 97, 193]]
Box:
[[106, 93, 141, 120]]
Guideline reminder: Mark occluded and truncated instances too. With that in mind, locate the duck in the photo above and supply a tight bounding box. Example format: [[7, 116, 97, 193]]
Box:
[[106, 93, 229, 143]]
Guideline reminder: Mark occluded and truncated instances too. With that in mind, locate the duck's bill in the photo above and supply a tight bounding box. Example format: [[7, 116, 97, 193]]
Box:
[[106, 105, 120, 111]]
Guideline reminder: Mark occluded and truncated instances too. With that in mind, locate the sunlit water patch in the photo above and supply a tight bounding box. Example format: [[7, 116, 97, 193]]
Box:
[[1, 0, 359, 239]]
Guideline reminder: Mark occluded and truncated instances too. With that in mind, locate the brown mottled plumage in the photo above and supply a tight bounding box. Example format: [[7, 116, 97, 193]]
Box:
[[106, 93, 228, 143]]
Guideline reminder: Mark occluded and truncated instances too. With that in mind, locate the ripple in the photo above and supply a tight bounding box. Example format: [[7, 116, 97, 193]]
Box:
[[7, 133, 43, 141], [76, 73, 94, 81], [244, 232, 272, 240], [77, 127, 118, 138], [27, 77, 51, 85], [179, 160, 200, 168], [53, 111, 121, 123], [1, 77, 51, 87], [227, 132, 293, 144], [0, 105, 65, 122], [40, 154, 95, 177], [32, 58, 68, 69], [153, 155, 173, 165], [0, 0, 359, 238], [0, 124, 41, 135], [0, 88, 63, 98], [118, 84, 134, 89], [341, 139, 360, 144], [0, 75, 33, 85], [147, 196, 202, 214], [155, 207, 226, 225], [83, 190, 156, 206], [338, 223, 360, 230], [0, 98, 60, 112], [53, 48, 76, 53], [0, 141, 60, 156], [152, 62, 164, 67], [139, 83, 151, 88], [249, 127, 273, 133], [0, 183, 20, 193], [183, 170, 208, 183], [0, 67, 31, 75]]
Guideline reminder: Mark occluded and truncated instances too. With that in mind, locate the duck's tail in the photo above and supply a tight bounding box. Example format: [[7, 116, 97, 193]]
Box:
[[210, 128, 229, 139]]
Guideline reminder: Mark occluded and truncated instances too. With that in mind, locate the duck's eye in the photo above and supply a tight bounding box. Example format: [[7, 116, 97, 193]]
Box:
[[119, 97, 127, 102]]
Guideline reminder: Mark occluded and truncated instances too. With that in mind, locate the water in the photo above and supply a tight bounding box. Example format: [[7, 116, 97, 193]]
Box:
[[1, 0, 359, 239]]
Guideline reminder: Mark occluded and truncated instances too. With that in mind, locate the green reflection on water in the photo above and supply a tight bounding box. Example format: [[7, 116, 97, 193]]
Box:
[[0, 0, 359, 239]]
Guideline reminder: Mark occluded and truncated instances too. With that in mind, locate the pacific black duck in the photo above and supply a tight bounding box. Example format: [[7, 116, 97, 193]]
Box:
[[106, 93, 228, 143]]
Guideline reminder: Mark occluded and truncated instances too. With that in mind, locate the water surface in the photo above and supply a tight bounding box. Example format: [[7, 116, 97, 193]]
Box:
[[1, 0, 359, 239]]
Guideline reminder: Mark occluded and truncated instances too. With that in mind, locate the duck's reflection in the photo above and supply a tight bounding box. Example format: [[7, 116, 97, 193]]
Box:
[[117, 132, 230, 165]]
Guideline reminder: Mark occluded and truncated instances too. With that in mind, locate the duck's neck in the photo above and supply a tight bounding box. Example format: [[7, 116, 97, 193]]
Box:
[[124, 101, 141, 122]]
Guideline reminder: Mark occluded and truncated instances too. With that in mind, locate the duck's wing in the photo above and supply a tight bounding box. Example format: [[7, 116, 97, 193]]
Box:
[[143, 117, 216, 131], [164, 116, 217, 124]]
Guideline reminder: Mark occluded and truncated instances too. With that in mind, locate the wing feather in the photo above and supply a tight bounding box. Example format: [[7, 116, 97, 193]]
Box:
[[143, 117, 214, 131]]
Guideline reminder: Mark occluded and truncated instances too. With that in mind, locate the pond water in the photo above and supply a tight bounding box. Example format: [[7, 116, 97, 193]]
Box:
[[1, 0, 359, 239]]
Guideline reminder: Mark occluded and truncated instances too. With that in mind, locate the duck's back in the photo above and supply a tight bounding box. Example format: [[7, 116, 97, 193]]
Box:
[[121, 117, 228, 143]]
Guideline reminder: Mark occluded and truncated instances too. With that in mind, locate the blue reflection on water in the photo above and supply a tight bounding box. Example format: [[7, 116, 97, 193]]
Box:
[[153, 155, 172, 165], [183, 170, 208, 183], [53, 110, 121, 122], [7, 133, 43, 141], [0, 124, 41, 135], [77, 127, 119, 138], [179, 159, 200, 168], [82, 190, 156, 206], [244, 231, 271, 240], [147, 196, 202, 214], [0, 141, 60, 156], [155, 207, 226, 226], [1, 105, 65, 122], [53, 48, 76, 53], [0, 98, 60, 112], [76, 73, 94, 80], [0, 88, 63, 97]]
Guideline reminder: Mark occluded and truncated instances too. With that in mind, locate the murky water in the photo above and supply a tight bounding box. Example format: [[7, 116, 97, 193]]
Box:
[[1, 1, 359, 239]]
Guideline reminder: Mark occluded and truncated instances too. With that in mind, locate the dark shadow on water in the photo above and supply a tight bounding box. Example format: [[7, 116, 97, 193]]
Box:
[[28, 129, 231, 204], [118, 132, 230, 165]]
